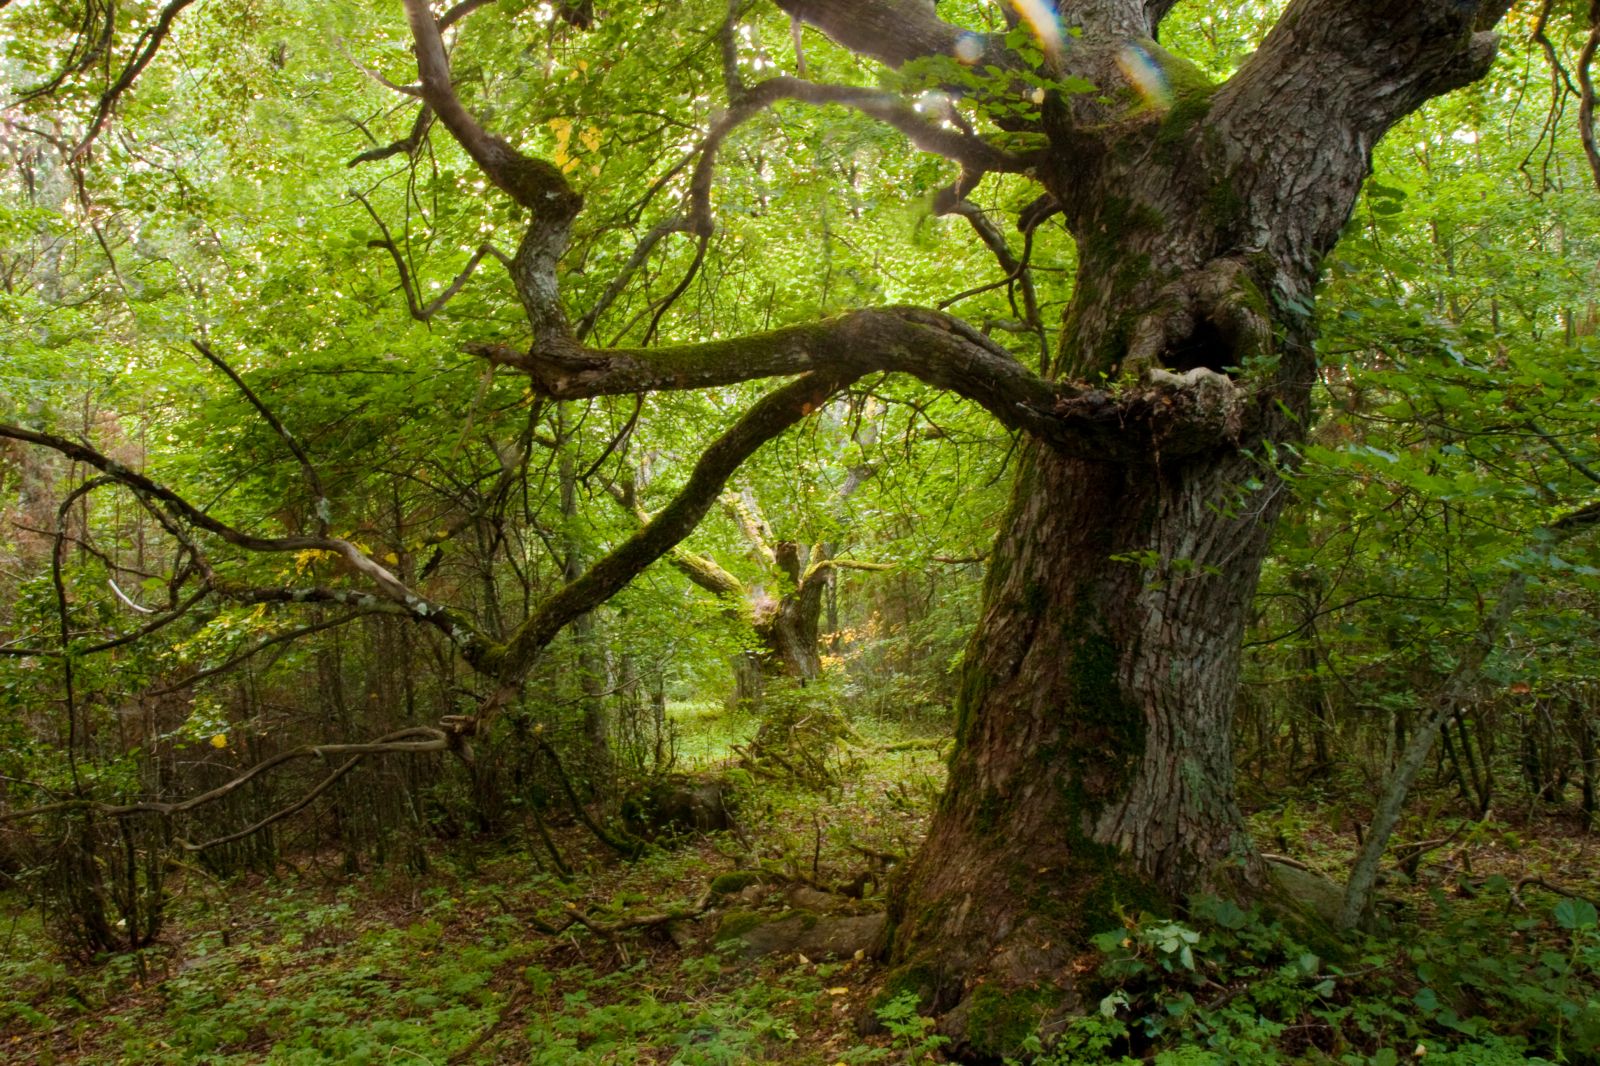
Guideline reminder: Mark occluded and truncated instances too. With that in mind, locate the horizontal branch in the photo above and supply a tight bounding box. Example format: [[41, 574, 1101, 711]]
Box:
[[775, 0, 1010, 71], [477, 307, 1265, 462], [1, 727, 450, 825], [733, 77, 1038, 176], [804, 557, 895, 583], [145, 609, 379, 697], [604, 480, 749, 600]]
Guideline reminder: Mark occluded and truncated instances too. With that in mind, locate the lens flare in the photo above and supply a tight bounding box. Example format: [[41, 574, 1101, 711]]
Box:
[[1116, 43, 1172, 110], [1008, 0, 1065, 61], [954, 33, 984, 65]]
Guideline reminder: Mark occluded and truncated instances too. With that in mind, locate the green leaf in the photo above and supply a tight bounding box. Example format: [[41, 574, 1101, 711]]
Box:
[[1553, 898, 1598, 931]]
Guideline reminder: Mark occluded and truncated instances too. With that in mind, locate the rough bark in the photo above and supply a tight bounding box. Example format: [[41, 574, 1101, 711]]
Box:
[[886, 441, 1284, 1050]]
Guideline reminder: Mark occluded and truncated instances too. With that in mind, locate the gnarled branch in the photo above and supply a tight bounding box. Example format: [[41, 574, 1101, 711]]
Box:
[[0, 422, 487, 656]]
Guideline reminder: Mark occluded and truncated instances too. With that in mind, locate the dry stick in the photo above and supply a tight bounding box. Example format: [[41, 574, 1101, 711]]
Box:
[[533, 734, 642, 857], [178, 755, 366, 852], [1341, 499, 1600, 928], [1511, 876, 1600, 911]]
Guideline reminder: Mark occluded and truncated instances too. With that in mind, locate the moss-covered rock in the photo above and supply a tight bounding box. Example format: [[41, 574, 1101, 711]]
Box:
[[709, 870, 765, 897], [716, 909, 887, 961]]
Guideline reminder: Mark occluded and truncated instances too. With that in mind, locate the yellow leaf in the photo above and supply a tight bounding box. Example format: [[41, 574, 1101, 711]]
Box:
[[210, 734, 228, 749], [383, 552, 399, 565], [827, 986, 849, 995]]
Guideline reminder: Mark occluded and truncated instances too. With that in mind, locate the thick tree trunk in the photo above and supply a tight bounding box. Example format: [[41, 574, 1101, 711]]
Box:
[[761, 547, 827, 682], [732, 541, 828, 706], [887, 438, 1283, 1042], [871, 7, 1508, 1052]]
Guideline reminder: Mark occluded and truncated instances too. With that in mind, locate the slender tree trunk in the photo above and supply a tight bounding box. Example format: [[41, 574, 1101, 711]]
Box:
[[1573, 694, 1596, 825], [559, 410, 611, 792]]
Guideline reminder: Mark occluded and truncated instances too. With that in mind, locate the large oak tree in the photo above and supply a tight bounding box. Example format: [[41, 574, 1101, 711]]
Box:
[[404, 0, 1515, 1046]]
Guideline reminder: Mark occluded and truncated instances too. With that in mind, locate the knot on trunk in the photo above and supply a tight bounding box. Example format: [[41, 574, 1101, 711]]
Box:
[[1049, 370, 1255, 457]]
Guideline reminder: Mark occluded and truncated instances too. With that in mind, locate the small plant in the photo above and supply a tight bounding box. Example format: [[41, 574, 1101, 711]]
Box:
[[876, 990, 950, 1064]]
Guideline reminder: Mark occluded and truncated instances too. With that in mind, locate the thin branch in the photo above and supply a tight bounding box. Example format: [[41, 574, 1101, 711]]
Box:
[[1340, 493, 1600, 928], [693, 77, 1037, 234], [640, 232, 709, 346], [71, 0, 198, 159], [333, 34, 423, 97], [574, 217, 693, 341], [1, 727, 450, 825], [1577, 13, 1600, 194], [192, 340, 329, 531], [440, 0, 500, 31], [81, 583, 211, 655], [348, 104, 434, 167], [578, 394, 644, 484], [0, 422, 486, 655], [180, 756, 365, 852], [144, 610, 378, 697]]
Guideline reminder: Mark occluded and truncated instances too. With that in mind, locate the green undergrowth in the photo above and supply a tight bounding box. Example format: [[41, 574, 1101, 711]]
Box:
[[1, 702, 1597, 1064], [0, 704, 948, 1065], [1020, 888, 1600, 1066]]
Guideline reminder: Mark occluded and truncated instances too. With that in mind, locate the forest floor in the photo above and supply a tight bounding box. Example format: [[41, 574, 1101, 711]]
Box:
[[2, 705, 1598, 1065]]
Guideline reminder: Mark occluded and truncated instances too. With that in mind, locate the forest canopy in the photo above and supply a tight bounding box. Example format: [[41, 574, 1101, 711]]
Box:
[[3, 0, 1600, 1062]]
